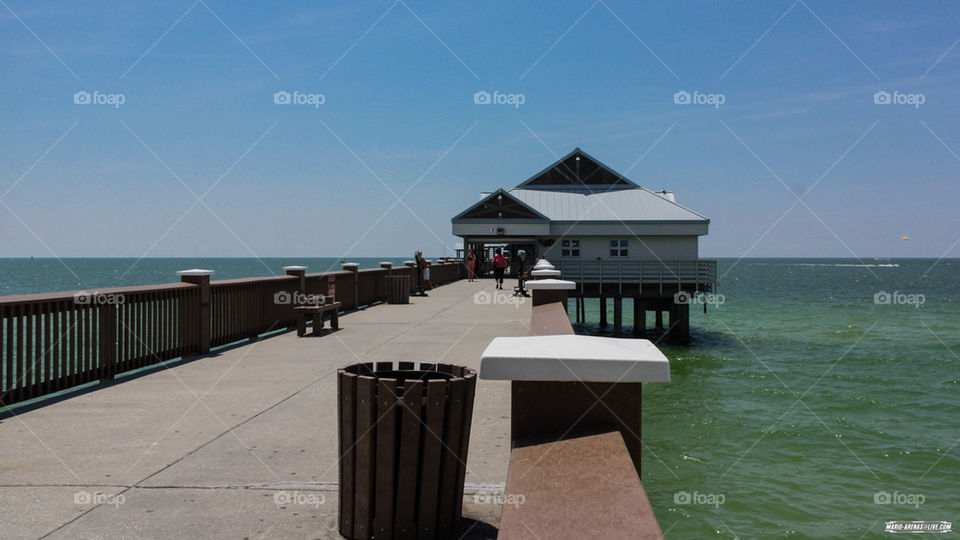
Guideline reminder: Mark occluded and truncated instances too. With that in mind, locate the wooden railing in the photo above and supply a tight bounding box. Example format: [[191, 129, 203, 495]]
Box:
[[0, 284, 199, 405], [210, 276, 300, 347], [0, 261, 464, 406], [552, 259, 717, 292]]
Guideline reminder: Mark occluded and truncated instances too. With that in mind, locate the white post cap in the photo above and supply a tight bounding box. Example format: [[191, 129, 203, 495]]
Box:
[[480, 335, 670, 383], [524, 279, 575, 290], [282, 265, 308, 271], [379, 261, 393, 266], [531, 269, 562, 277], [177, 269, 215, 276], [342, 262, 360, 269]]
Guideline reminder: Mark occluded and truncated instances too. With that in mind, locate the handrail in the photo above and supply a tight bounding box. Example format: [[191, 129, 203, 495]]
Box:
[[0, 282, 196, 306], [553, 259, 717, 292]]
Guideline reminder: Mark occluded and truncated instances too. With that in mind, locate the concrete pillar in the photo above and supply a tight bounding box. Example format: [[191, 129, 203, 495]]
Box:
[[613, 297, 623, 337], [633, 299, 646, 338], [655, 309, 663, 330], [599, 297, 608, 328], [613, 297, 623, 336], [526, 279, 576, 314], [178, 269, 214, 354], [672, 302, 690, 343], [532, 290, 569, 311]]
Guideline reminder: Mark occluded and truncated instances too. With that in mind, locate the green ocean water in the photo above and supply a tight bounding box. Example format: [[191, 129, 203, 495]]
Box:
[[1, 257, 957, 537], [630, 259, 959, 538]]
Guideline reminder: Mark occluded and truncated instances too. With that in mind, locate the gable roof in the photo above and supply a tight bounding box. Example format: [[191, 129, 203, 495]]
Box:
[[509, 187, 709, 223], [452, 189, 550, 221], [516, 148, 638, 192]]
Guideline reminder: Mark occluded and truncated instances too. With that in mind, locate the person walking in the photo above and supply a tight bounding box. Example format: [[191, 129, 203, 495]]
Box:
[[466, 251, 476, 282], [420, 257, 433, 290], [493, 248, 507, 290]]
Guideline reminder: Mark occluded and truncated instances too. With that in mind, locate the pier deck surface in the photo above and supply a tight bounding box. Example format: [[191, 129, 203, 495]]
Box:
[[0, 280, 528, 539]]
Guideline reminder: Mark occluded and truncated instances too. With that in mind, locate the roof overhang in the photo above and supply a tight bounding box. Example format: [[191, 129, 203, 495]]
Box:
[[451, 189, 551, 222]]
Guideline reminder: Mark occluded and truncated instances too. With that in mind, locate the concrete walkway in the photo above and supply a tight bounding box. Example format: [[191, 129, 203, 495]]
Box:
[[0, 280, 531, 539]]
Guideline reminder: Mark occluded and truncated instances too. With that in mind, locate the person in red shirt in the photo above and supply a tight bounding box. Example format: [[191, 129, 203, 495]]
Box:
[[493, 249, 507, 290]]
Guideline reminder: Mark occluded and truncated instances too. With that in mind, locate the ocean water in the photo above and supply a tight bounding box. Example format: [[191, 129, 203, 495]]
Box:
[[1, 257, 957, 537], [0, 257, 419, 296], [632, 259, 960, 538]]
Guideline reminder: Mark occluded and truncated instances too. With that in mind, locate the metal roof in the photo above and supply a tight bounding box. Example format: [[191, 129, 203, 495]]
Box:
[[509, 187, 709, 223]]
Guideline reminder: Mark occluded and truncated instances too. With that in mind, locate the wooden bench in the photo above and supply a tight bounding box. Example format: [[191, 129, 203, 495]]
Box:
[[294, 301, 341, 336], [480, 296, 670, 539]]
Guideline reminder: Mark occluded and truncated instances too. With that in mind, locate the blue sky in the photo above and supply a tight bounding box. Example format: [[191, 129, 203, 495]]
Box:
[[1, 0, 958, 258]]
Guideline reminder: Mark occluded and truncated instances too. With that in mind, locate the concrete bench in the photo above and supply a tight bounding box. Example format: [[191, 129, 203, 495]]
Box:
[[480, 299, 669, 539], [294, 301, 341, 336]]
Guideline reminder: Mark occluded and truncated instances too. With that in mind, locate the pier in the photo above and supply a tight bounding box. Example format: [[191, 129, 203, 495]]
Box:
[[0, 278, 525, 537], [1, 260, 670, 538]]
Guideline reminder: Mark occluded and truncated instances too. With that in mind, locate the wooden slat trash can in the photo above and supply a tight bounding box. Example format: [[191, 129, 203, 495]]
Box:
[[386, 276, 411, 304], [338, 362, 477, 540]]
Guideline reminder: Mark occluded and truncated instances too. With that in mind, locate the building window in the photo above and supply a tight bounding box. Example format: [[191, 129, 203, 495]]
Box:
[[610, 239, 628, 257], [561, 239, 580, 257]]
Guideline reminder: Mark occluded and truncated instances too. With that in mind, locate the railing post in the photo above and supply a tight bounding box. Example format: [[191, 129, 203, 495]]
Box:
[[342, 263, 359, 309], [178, 269, 214, 354], [284, 265, 308, 294], [525, 279, 576, 313], [695, 261, 700, 293], [99, 302, 116, 381], [658, 263, 662, 295]]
